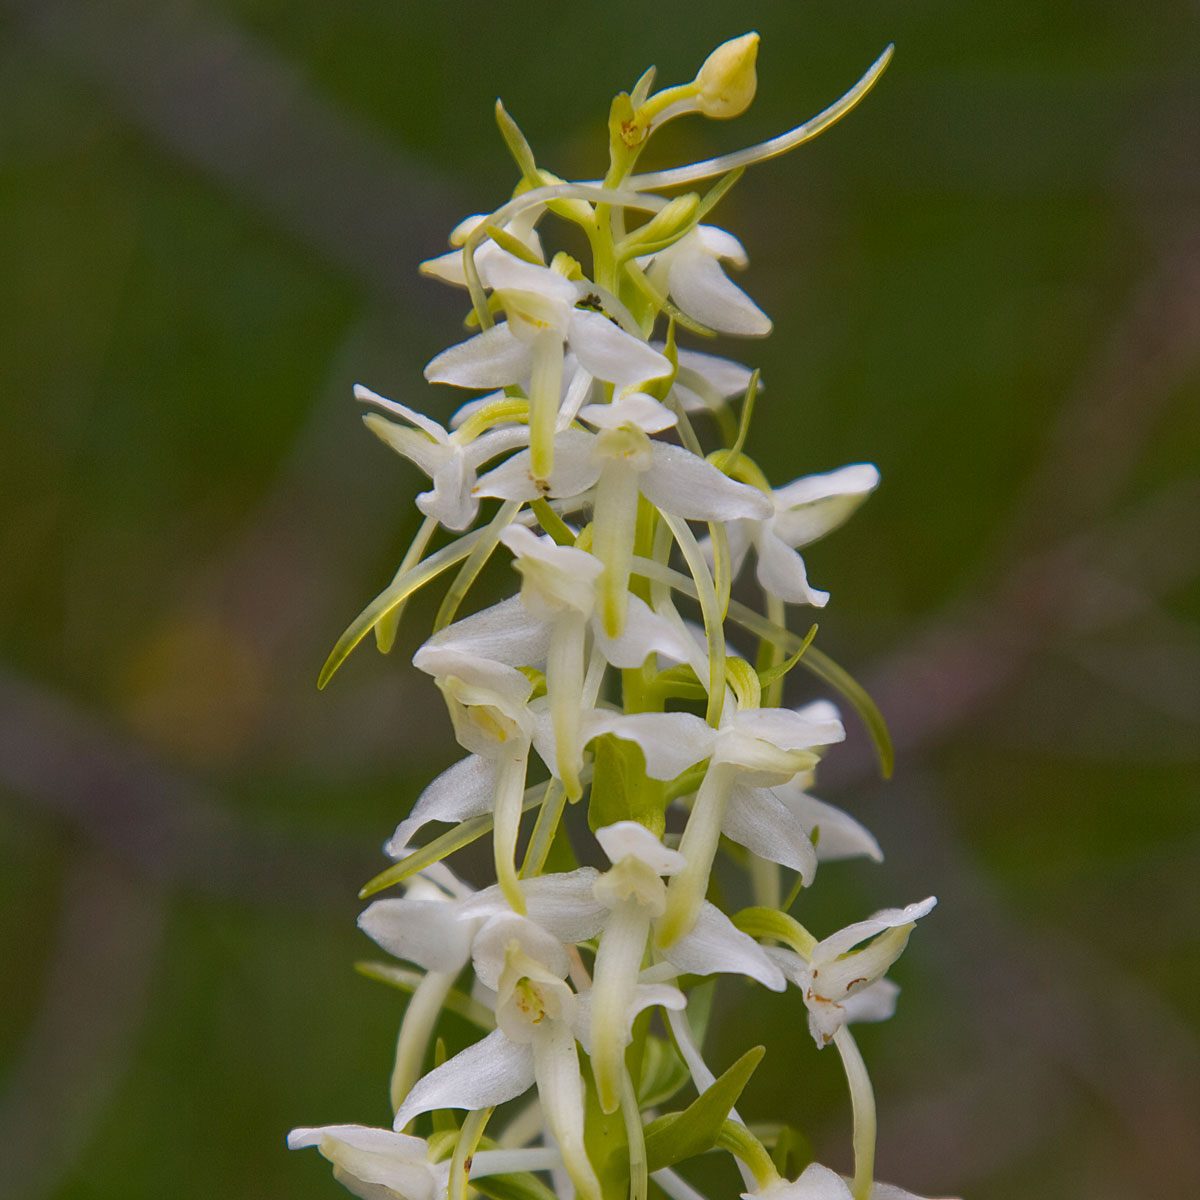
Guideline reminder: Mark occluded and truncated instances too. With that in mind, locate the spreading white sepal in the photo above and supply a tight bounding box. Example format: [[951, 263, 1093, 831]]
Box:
[[660, 900, 785, 991], [391, 1027, 536, 1130]]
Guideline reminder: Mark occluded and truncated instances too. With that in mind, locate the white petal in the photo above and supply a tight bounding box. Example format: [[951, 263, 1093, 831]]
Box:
[[723, 785, 818, 883], [663, 901, 785, 990], [392, 1029, 534, 1129], [777, 786, 883, 863], [595, 594, 696, 668], [670, 346, 757, 396], [580, 392, 677, 434], [696, 224, 749, 268], [750, 1162, 852, 1200], [596, 821, 686, 875], [666, 245, 771, 337], [841, 978, 900, 1025], [288, 1125, 439, 1200], [754, 530, 829, 607], [770, 463, 880, 548], [419, 596, 551, 668], [412, 645, 534, 705], [475, 429, 603, 502], [425, 323, 532, 389], [567, 308, 672, 386], [354, 384, 449, 444], [486, 254, 579, 305], [385, 755, 498, 852], [470, 912, 571, 990], [357, 898, 475, 973], [364, 416, 452, 479], [723, 706, 845, 755], [593, 710, 714, 780], [642, 443, 773, 521], [814, 897, 937, 963], [460, 869, 608, 944]]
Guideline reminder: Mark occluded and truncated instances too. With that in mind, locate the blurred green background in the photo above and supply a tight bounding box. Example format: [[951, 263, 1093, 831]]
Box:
[[2, 1, 1197, 1197]]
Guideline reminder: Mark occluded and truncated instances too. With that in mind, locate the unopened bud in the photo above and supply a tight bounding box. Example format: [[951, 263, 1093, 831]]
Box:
[[694, 32, 759, 118]]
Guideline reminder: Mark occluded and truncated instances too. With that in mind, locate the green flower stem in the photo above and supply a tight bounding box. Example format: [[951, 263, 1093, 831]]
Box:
[[620, 1066, 649, 1200], [449, 1107, 494, 1200], [714, 1120, 780, 1190]]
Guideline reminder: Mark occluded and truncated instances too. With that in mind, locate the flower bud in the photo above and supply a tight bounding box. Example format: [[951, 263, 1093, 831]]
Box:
[[694, 32, 759, 119]]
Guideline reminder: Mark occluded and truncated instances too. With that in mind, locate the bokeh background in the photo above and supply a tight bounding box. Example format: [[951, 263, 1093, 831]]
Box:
[[2, 1, 1198, 1197]]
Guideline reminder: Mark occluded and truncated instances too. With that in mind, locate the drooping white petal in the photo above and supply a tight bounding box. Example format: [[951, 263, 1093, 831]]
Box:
[[425, 323, 533, 389], [567, 307, 672, 386], [392, 1029, 535, 1130], [723, 784, 818, 884], [776, 784, 883, 863], [662, 901, 786, 991], [641, 443, 773, 521], [357, 898, 475, 973], [354, 384, 449, 444], [754, 528, 829, 606], [385, 755, 498, 852], [572, 980, 687, 1054], [769, 463, 881, 549], [663, 231, 771, 337]]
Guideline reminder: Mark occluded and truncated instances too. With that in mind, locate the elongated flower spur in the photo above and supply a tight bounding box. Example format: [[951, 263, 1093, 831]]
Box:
[[292, 33, 958, 1200]]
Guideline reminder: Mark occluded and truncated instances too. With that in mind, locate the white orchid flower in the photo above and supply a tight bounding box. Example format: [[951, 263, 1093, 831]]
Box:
[[409, 641, 537, 904], [477, 425, 771, 637], [288, 1123, 564, 1200], [462, 848, 780, 1119], [766, 898, 937, 1048], [358, 872, 484, 1112], [420, 208, 546, 288], [650, 701, 846, 948], [725, 463, 880, 607], [356, 384, 529, 531], [392, 910, 603, 1200], [750, 1161, 956, 1200], [639, 225, 771, 337], [497, 524, 695, 796], [424, 252, 671, 483]]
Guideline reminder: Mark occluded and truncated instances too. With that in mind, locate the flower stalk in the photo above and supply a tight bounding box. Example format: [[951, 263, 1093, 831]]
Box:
[[290, 32, 957, 1200]]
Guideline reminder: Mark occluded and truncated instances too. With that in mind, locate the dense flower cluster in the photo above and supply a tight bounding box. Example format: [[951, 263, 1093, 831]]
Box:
[[291, 34, 955, 1200]]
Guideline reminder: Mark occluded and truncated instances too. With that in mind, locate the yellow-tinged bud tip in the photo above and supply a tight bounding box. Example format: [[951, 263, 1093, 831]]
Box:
[[695, 32, 759, 119]]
